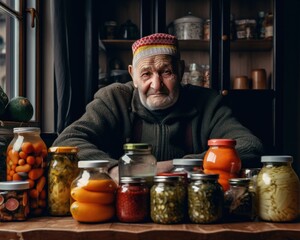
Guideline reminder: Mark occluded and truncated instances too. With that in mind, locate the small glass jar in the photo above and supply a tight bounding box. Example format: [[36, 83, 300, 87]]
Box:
[[188, 173, 223, 223], [47, 146, 80, 216], [171, 158, 203, 179], [116, 177, 149, 223], [203, 139, 241, 191], [150, 176, 185, 224], [70, 160, 117, 223], [6, 127, 48, 217], [257, 155, 300, 222], [0, 181, 30, 221], [203, 19, 210, 40], [119, 143, 157, 187], [224, 178, 256, 221]]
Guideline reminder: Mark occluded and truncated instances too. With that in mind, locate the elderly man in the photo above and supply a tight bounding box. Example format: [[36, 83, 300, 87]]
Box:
[[52, 33, 263, 179]]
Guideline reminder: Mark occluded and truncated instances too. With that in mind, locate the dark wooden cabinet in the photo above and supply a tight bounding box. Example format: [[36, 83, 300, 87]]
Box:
[[98, 0, 283, 154]]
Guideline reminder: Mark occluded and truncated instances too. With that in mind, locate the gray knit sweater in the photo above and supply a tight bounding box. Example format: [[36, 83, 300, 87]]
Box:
[[52, 81, 264, 168]]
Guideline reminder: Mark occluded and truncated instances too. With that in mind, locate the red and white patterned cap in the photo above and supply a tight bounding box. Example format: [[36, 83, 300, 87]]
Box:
[[132, 33, 179, 66]]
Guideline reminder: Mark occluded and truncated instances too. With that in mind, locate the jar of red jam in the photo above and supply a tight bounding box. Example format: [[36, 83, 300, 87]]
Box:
[[203, 139, 241, 191], [116, 177, 149, 223]]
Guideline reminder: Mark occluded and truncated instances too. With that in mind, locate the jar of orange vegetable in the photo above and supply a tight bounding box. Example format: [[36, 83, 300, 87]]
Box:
[[70, 160, 117, 223], [203, 139, 241, 191], [6, 127, 48, 217]]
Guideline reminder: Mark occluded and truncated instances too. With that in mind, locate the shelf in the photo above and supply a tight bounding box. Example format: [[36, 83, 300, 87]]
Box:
[[231, 39, 273, 51]]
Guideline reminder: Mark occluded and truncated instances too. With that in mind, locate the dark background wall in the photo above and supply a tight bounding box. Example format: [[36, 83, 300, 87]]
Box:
[[283, 0, 300, 175]]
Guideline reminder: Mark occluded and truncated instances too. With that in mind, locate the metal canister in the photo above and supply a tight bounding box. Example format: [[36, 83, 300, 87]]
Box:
[[47, 146, 79, 216]]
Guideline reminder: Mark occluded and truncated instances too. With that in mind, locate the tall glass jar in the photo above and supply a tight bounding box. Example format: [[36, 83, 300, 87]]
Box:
[[119, 143, 157, 187], [257, 155, 300, 222], [171, 158, 203, 179], [188, 173, 223, 223], [224, 178, 256, 222], [47, 146, 80, 216], [6, 127, 48, 217], [150, 176, 185, 224], [70, 160, 117, 223], [203, 139, 241, 191], [116, 176, 149, 223]]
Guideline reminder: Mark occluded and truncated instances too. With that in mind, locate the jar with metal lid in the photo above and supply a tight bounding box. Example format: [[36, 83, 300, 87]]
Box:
[[188, 173, 223, 223], [0, 181, 30, 221], [116, 176, 149, 223], [150, 176, 185, 224], [174, 12, 203, 40], [47, 146, 80, 216], [119, 143, 157, 187], [70, 160, 117, 223], [6, 127, 48, 217], [203, 139, 241, 191], [224, 178, 256, 221], [257, 155, 300, 222], [171, 158, 203, 179]]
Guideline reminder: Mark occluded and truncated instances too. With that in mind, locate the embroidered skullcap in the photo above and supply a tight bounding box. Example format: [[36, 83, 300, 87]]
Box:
[[132, 33, 179, 66]]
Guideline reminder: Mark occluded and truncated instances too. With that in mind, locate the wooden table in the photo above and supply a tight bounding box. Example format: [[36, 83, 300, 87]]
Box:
[[0, 217, 300, 240]]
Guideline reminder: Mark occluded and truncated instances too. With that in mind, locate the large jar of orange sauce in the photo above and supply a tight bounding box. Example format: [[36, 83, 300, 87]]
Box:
[[203, 139, 241, 191]]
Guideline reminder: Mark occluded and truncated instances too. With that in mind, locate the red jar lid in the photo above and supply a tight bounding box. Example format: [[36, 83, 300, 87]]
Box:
[[208, 139, 236, 147]]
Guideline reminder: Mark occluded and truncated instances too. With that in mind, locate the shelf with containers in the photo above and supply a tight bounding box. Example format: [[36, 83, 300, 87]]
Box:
[[97, 0, 283, 153]]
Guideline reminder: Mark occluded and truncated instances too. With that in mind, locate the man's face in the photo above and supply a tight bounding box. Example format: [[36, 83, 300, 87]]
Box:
[[128, 55, 182, 111]]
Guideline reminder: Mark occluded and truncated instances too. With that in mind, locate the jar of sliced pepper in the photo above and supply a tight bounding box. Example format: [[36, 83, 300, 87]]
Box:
[[116, 177, 149, 223]]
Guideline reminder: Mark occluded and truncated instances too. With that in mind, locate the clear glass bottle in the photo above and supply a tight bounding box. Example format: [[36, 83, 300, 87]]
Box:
[[203, 139, 241, 191], [0, 181, 30, 221], [6, 127, 48, 217], [70, 160, 117, 223], [188, 173, 223, 223], [150, 176, 185, 224], [224, 178, 256, 222], [47, 146, 80, 216], [171, 158, 203, 179], [119, 143, 157, 187], [116, 176, 149, 223], [257, 155, 300, 222]]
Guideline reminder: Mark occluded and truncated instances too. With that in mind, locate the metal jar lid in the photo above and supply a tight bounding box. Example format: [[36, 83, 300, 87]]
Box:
[[49, 146, 79, 153], [78, 160, 110, 168], [120, 176, 146, 184], [153, 175, 180, 183], [174, 12, 203, 24], [229, 178, 251, 186], [173, 158, 203, 166], [13, 127, 40, 133], [0, 181, 30, 190], [190, 173, 219, 180], [123, 143, 152, 151], [261, 155, 293, 163]]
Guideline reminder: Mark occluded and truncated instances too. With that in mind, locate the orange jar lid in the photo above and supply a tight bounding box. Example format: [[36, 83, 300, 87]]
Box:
[[208, 139, 236, 147]]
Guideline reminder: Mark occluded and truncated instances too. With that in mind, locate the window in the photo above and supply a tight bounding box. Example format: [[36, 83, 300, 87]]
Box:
[[0, 0, 40, 123]]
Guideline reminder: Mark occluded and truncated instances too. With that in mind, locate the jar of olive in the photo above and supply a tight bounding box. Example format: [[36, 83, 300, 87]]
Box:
[[224, 178, 256, 222], [47, 146, 80, 216], [188, 173, 223, 223], [150, 176, 185, 224]]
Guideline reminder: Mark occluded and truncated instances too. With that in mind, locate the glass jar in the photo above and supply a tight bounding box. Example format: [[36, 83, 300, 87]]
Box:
[[6, 127, 48, 217], [116, 176, 149, 223], [119, 143, 157, 187], [47, 146, 80, 216], [224, 178, 256, 222], [203, 19, 210, 40], [0, 181, 30, 221], [203, 139, 241, 191], [257, 155, 300, 222], [70, 160, 117, 223], [171, 158, 203, 179], [188, 173, 223, 223], [150, 176, 185, 224]]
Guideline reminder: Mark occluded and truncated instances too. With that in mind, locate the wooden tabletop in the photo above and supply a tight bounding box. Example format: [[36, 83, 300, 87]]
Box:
[[0, 216, 300, 240]]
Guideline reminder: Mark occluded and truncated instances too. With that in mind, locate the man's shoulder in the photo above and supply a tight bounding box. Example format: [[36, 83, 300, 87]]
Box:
[[95, 81, 134, 98]]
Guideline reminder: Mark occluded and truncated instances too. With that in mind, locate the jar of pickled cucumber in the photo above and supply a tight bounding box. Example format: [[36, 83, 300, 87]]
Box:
[[70, 160, 118, 223], [150, 175, 185, 224], [188, 173, 223, 223], [224, 178, 256, 221], [257, 155, 300, 222], [6, 127, 48, 217], [0, 181, 30, 221], [119, 143, 157, 187], [47, 146, 80, 216]]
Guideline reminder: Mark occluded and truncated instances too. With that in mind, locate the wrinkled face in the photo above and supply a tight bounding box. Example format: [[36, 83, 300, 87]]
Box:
[[128, 55, 183, 111]]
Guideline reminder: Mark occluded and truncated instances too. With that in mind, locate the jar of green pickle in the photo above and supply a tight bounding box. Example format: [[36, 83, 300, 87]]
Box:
[[150, 176, 185, 224], [47, 146, 80, 216], [188, 173, 223, 223]]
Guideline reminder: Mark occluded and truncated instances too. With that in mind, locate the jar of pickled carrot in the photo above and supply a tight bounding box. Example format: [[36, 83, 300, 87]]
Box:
[[203, 139, 241, 191], [70, 160, 117, 223], [6, 127, 48, 217]]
